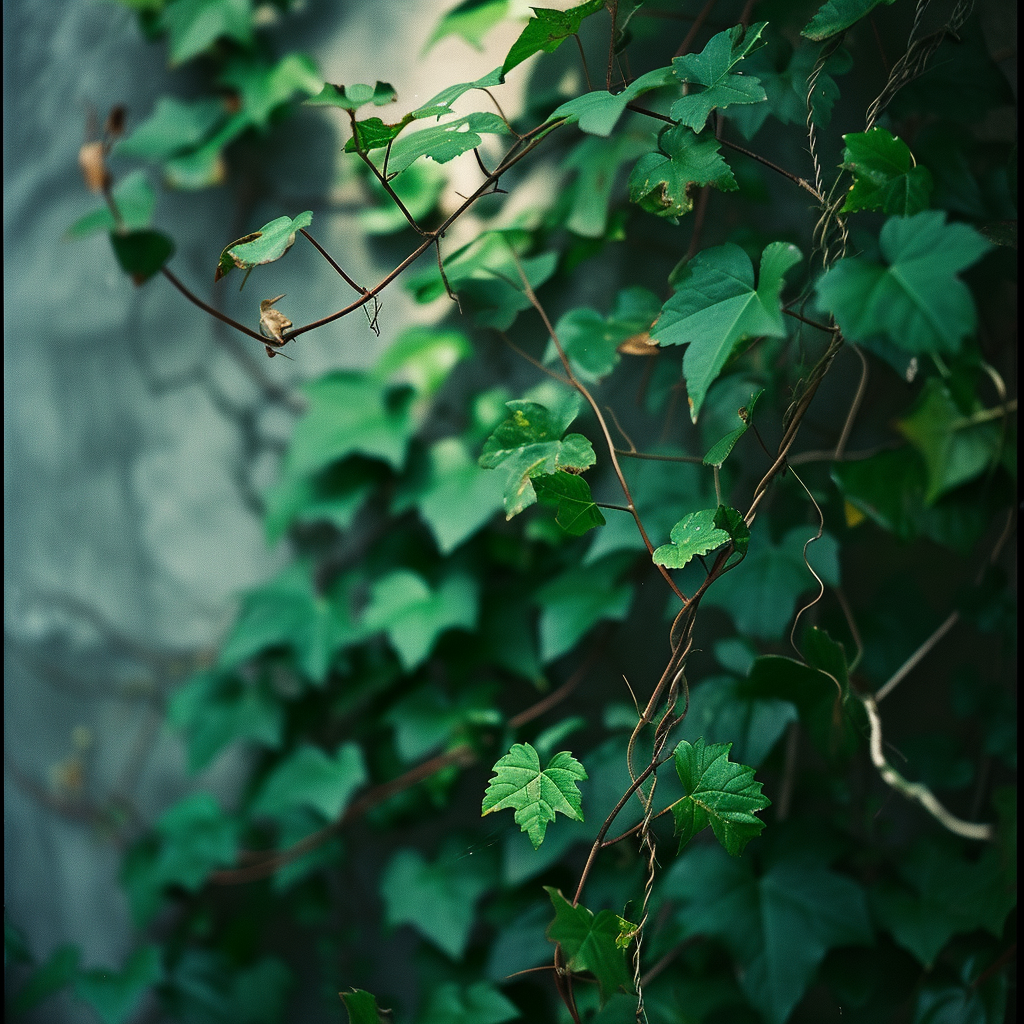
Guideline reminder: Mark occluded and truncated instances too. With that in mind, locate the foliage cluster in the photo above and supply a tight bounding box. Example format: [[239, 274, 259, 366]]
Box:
[[6, 2, 1016, 1023]]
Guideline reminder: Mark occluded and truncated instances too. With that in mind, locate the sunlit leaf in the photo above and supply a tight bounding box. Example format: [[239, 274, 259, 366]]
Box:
[[424, 0, 511, 53], [161, 0, 253, 66], [502, 0, 604, 74], [551, 65, 675, 137], [214, 211, 313, 280], [304, 80, 397, 111]]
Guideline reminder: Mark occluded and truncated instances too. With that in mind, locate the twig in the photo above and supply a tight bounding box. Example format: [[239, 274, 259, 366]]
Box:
[[299, 229, 366, 294], [574, 34, 594, 92], [874, 610, 960, 704]]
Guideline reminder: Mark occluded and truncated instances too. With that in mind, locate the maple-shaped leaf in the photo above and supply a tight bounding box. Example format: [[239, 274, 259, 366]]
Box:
[[550, 65, 675, 137], [214, 212, 313, 281], [815, 211, 991, 355], [218, 53, 324, 129], [840, 126, 933, 216], [651, 241, 801, 421], [544, 888, 633, 1005], [670, 22, 768, 131], [482, 742, 587, 849], [652, 505, 748, 569], [502, 0, 605, 74], [479, 398, 597, 518], [672, 738, 771, 855], [629, 123, 737, 220]]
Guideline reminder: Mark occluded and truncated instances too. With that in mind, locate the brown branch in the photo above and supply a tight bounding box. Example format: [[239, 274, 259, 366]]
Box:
[[299, 228, 366, 294]]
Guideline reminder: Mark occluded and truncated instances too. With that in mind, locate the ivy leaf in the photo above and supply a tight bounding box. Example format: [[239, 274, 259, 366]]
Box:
[[702, 527, 840, 641], [535, 552, 635, 663], [304, 80, 397, 111], [361, 570, 478, 671], [250, 742, 367, 821], [802, 0, 898, 41], [412, 66, 506, 118], [375, 325, 473, 397], [287, 372, 417, 475], [399, 437, 506, 554], [479, 399, 597, 518], [386, 111, 511, 176], [815, 211, 992, 355], [562, 131, 655, 237], [841, 127, 933, 216], [113, 96, 226, 162], [74, 947, 163, 1024], [703, 388, 763, 467], [160, 0, 254, 66], [123, 794, 239, 924], [217, 561, 362, 684], [218, 53, 324, 129], [534, 471, 606, 536], [652, 505, 747, 569], [544, 888, 632, 1005], [651, 241, 801, 421], [381, 845, 492, 959], [68, 170, 156, 237], [419, 981, 520, 1024], [168, 669, 284, 772], [502, 0, 605, 74], [548, 287, 662, 381], [662, 845, 872, 1024], [214, 211, 313, 281], [670, 22, 768, 131], [340, 989, 391, 1024], [629, 124, 737, 221], [551, 65, 675, 137], [425, 0, 512, 53], [385, 685, 499, 763], [897, 378, 1003, 502], [110, 229, 174, 284], [482, 742, 587, 849], [672, 737, 771, 855]]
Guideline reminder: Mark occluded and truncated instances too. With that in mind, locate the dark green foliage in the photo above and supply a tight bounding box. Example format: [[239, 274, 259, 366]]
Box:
[[22, 3, 1014, 1024]]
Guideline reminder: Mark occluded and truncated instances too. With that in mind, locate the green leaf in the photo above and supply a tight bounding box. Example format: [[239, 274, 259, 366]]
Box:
[[412, 66, 506, 118], [841, 127, 933, 215], [385, 685, 499, 763], [651, 241, 801, 421], [672, 737, 771, 855], [544, 888, 632, 1005], [629, 124, 737, 220], [113, 96, 226, 161], [652, 505, 746, 569], [123, 794, 239, 924], [482, 742, 587, 849], [344, 114, 411, 154], [110, 229, 174, 284], [10, 943, 81, 1016], [536, 552, 635, 663], [401, 437, 506, 553], [479, 398, 597, 519], [168, 669, 284, 772], [551, 65, 675, 137], [419, 981, 520, 1024], [68, 170, 157, 237], [218, 53, 324, 129], [287, 372, 417, 475], [670, 22, 768, 131], [74, 947, 162, 1024], [815, 211, 992, 355], [425, 0, 511, 53], [251, 742, 366, 821], [361, 570, 478, 671], [702, 527, 839, 640], [385, 111, 511, 176], [897, 378, 1003, 503], [548, 287, 662, 381], [214, 211, 313, 281], [502, 0, 605, 74], [534, 471, 606, 536], [375, 325, 472, 397], [802, 0, 897, 41], [160, 0, 253, 66], [703, 388, 763, 467], [381, 845, 492, 959], [304, 80, 397, 111], [340, 989, 391, 1024], [217, 561, 362, 683], [562, 131, 655, 237], [662, 844, 872, 1024]]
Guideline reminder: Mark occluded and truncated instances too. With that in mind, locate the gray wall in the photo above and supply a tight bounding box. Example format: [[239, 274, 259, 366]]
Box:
[[3, 2, 520, 1019]]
